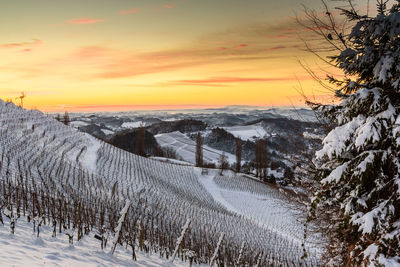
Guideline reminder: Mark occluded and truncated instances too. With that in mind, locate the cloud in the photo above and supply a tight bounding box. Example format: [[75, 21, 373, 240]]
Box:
[[72, 45, 112, 60], [266, 34, 295, 39], [236, 44, 249, 49], [1, 17, 298, 82], [67, 18, 104, 24], [267, 44, 302, 51], [199, 16, 314, 50], [169, 76, 301, 86], [119, 8, 140, 15], [164, 3, 176, 9], [0, 39, 43, 49], [96, 59, 212, 79], [0, 41, 284, 81], [269, 45, 286, 50]]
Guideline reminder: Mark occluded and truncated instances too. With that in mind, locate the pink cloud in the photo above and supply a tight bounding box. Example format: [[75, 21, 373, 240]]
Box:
[[67, 18, 104, 24], [6, 42, 284, 80], [268, 44, 301, 51], [267, 34, 294, 39], [73, 46, 111, 60], [164, 3, 176, 9], [269, 45, 286, 50], [237, 44, 248, 48], [119, 8, 140, 15], [0, 39, 43, 49]]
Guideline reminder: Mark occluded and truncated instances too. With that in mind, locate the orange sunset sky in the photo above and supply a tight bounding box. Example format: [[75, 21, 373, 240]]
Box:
[[0, 0, 366, 112]]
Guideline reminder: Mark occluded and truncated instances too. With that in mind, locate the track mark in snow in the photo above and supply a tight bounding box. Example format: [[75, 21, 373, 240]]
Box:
[[195, 169, 240, 214], [195, 169, 317, 247], [80, 133, 101, 173]]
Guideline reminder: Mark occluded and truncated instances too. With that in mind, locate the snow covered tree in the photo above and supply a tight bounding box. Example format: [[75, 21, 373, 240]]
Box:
[[305, 1, 400, 265], [218, 153, 229, 176]]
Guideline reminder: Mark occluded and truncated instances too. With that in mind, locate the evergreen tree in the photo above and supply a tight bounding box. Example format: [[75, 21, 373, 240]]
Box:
[[307, 1, 400, 265]]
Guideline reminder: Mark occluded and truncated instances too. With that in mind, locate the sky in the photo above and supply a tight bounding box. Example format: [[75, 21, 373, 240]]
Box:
[[0, 0, 365, 112]]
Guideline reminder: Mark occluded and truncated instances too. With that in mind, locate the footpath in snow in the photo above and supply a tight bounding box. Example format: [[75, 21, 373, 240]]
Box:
[[195, 168, 322, 253]]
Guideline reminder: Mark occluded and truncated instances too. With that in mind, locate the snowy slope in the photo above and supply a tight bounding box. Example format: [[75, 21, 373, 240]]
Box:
[[0, 100, 322, 266], [195, 169, 321, 251], [155, 131, 236, 164], [121, 121, 144, 128], [222, 123, 268, 141], [0, 216, 200, 267]]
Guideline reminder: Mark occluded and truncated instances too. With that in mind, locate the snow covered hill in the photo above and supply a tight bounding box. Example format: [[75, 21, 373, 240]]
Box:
[[155, 131, 237, 165], [0, 100, 322, 266], [222, 123, 268, 141]]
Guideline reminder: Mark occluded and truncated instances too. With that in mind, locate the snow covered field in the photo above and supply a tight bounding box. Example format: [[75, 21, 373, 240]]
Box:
[[0, 169, 320, 267], [222, 123, 268, 141], [155, 131, 236, 164], [121, 121, 144, 128], [0, 217, 199, 267], [196, 169, 321, 252]]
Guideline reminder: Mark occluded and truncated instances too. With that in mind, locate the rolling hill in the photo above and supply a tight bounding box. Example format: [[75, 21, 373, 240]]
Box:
[[0, 100, 322, 266]]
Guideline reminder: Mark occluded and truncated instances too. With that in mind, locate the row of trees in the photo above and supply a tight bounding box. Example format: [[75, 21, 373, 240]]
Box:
[[195, 132, 272, 180], [55, 112, 70, 126]]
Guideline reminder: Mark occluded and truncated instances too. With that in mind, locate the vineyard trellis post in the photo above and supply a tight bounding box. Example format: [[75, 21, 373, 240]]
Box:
[[170, 218, 191, 263], [111, 199, 130, 254], [236, 241, 245, 266], [209, 232, 224, 267]]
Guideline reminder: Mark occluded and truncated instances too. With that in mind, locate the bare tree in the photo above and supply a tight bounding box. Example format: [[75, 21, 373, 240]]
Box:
[[135, 126, 146, 157], [254, 140, 268, 180], [63, 112, 70, 126], [195, 132, 203, 167], [235, 139, 242, 173], [15, 92, 25, 108]]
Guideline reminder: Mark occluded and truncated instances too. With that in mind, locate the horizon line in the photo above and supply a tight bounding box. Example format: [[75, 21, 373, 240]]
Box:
[[23, 103, 310, 113]]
